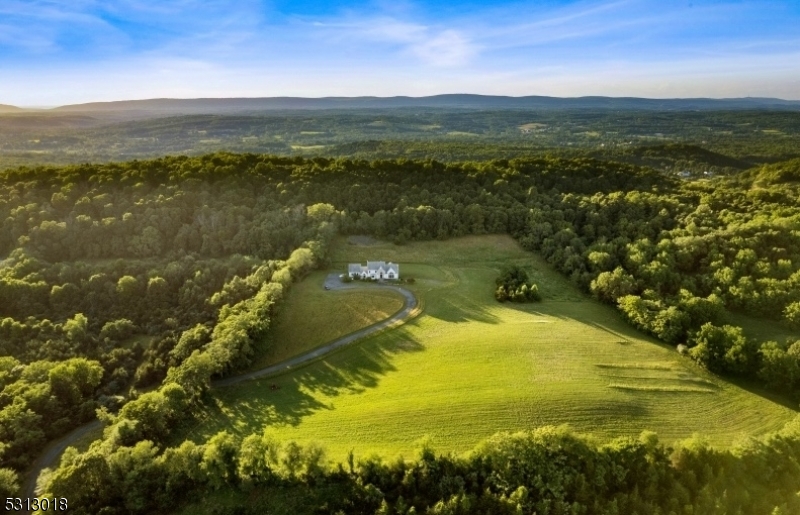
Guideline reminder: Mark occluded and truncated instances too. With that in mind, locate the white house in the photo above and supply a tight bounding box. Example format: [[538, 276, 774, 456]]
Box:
[[348, 261, 399, 280]]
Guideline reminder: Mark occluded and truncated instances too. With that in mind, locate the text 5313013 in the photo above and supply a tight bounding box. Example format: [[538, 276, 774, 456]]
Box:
[[5, 498, 67, 512]]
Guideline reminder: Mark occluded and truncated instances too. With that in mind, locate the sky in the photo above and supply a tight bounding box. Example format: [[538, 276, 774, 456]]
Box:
[[1, 0, 799, 106]]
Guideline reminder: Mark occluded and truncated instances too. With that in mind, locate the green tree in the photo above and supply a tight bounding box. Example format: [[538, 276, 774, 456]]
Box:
[[116, 275, 141, 298], [689, 324, 753, 374], [784, 302, 800, 329], [758, 341, 800, 393], [591, 267, 636, 304], [169, 324, 212, 365], [201, 431, 239, 490], [0, 467, 19, 498], [48, 358, 103, 407], [100, 319, 137, 342], [63, 313, 89, 344], [43, 447, 114, 513]]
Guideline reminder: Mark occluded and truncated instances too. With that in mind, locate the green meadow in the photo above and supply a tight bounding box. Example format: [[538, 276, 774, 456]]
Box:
[[182, 235, 796, 460], [247, 272, 405, 370]]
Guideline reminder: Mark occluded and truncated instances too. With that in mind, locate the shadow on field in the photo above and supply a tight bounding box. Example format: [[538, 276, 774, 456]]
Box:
[[206, 327, 425, 431], [589, 322, 640, 345], [503, 304, 570, 320], [725, 376, 800, 411], [296, 327, 424, 399], [426, 294, 500, 324]]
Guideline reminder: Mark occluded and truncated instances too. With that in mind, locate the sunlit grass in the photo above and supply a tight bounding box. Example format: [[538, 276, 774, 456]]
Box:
[[248, 271, 405, 370], [180, 235, 797, 461]]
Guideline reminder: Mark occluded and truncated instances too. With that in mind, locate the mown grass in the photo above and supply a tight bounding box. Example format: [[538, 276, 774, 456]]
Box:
[[180, 235, 797, 463], [734, 312, 800, 345], [248, 270, 405, 370]]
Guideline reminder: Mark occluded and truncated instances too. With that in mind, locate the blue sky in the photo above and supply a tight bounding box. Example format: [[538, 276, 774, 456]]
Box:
[[1, 0, 799, 105]]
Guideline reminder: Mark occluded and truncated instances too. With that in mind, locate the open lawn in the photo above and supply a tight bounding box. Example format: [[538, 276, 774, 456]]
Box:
[[248, 271, 406, 370], [181, 235, 797, 462]]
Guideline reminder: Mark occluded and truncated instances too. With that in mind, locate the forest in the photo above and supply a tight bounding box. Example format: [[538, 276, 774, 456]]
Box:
[[1, 108, 798, 172], [0, 150, 799, 513]]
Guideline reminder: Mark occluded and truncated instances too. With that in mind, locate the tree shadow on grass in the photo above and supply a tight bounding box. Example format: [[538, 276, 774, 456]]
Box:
[[198, 326, 426, 436], [425, 294, 501, 324], [723, 376, 800, 411], [501, 303, 570, 321], [588, 322, 641, 345]]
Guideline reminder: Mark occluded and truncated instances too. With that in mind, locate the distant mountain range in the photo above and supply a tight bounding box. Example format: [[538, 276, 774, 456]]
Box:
[[0, 104, 23, 112], [3, 95, 800, 113]]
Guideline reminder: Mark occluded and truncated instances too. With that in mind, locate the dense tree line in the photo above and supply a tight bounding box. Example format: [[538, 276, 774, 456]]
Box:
[[0, 156, 341, 481], [2, 152, 799, 506], [0, 241, 329, 480], [35, 243, 325, 507], [39, 418, 800, 514], [2, 152, 798, 389]]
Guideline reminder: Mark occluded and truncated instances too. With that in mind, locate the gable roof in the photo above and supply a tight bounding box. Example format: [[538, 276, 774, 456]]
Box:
[[367, 261, 385, 271], [349, 261, 399, 274]]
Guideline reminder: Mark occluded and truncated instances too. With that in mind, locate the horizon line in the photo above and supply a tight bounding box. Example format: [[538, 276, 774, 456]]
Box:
[[5, 93, 800, 111]]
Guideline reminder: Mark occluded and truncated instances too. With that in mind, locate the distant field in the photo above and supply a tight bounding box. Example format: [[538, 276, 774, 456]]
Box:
[[290, 144, 327, 151], [518, 123, 547, 130], [248, 271, 405, 370], [182, 235, 796, 461]]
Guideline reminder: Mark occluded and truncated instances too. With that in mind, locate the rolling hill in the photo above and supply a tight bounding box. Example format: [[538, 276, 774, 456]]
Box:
[[180, 236, 796, 460], [51, 95, 800, 114]]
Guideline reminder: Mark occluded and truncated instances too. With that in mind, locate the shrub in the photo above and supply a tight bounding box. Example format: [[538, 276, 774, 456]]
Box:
[[495, 266, 541, 303]]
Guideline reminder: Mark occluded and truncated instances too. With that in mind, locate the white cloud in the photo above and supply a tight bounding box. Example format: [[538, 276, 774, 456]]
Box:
[[408, 29, 476, 67], [0, 0, 265, 57], [0, 23, 55, 51], [358, 17, 427, 42], [310, 13, 477, 67]]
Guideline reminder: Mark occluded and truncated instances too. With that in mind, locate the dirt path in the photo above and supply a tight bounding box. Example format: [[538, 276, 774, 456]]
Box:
[[21, 275, 418, 504], [20, 420, 104, 506]]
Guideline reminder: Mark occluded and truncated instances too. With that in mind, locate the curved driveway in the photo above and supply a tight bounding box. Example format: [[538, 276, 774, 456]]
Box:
[[22, 275, 418, 503], [215, 275, 417, 387]]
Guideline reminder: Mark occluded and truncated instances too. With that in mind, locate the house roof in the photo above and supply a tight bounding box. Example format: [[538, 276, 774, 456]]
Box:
[[367, 261, 385, 271], [349, 261, 399, 274]]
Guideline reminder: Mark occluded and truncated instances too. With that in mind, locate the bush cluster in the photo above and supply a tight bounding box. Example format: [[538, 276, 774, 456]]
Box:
[[494, 265, 541, 302]]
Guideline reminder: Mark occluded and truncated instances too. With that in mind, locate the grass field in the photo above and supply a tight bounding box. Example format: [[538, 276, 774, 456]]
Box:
[[181, 235, 797, 463], [248, 271, 406, 370], [735, 312, 800, 346]]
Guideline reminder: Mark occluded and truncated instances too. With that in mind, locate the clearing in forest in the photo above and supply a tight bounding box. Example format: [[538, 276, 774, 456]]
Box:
[[248, 272, 406, 369], [184, 235, 797, 459]]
